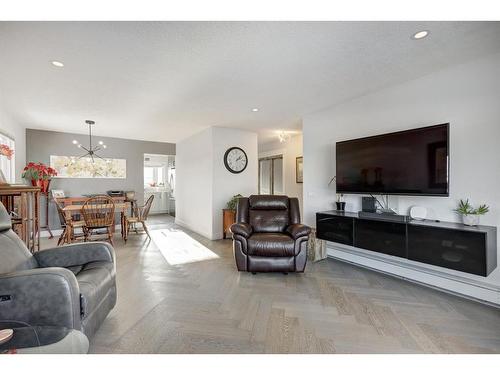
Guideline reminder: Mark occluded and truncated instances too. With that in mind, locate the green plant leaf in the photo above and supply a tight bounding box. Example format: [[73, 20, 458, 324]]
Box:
[[455, 199, 489, 215], [454, 199, 473, 215], [474, 204, 489, 215], [226, 194, 243, 210]]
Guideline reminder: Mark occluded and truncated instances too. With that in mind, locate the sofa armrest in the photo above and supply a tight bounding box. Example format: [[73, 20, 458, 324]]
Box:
[[230, 223, 253, 239], [35, 242, 115, 268], [0, 268, 81, 330], [286, 224, 311, 239]]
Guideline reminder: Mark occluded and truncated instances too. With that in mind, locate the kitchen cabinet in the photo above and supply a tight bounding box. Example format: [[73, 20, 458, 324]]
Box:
[[145, 190, 170, 214]]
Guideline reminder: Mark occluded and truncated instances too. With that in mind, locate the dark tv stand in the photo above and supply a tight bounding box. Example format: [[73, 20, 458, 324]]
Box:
[[316, 210, 497, 277]]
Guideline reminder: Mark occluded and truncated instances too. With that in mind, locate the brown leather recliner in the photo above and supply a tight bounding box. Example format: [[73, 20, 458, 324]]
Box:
[[230, 195, 311, 273]]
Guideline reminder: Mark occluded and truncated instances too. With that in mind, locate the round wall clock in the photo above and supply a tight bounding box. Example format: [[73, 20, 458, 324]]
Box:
[[224, 147, 248, 174]]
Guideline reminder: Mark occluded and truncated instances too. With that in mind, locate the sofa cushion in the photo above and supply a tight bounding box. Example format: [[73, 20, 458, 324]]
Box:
[[0, 230, 38, 275], [249, 195, 289, 210], [286, 224, 312, 239], [66, 265, 83, 275], [230, 222, 253, 238], [247, 233, 295, 257], [249, 210, 289, 233], [76, 262, 114, 318]]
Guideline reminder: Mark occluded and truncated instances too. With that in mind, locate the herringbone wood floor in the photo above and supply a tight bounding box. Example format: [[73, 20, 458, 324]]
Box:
[[42, 215, 500, 354]]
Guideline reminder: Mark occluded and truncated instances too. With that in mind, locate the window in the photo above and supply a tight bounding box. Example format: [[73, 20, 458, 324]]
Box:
[[0, 132, 15, 183], [258, 155, 283, 195], [144, 166, 166, 187]]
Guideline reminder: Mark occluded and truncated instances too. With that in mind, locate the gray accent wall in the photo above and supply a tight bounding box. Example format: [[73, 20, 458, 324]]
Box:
[[26, 129, 175, 229]]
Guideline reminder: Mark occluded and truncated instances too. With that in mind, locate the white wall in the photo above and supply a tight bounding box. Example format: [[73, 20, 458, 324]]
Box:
[[0, 105, 25, 182], [303, 52, 500, 304], [212, 127, 258, 239], [259, 134, 304, 216], [176, 127, 258, 240], [176, 128, 214, 239]]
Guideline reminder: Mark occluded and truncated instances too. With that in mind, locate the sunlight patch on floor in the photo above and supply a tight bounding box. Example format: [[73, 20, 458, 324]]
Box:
[[151, 228, 220, 265]]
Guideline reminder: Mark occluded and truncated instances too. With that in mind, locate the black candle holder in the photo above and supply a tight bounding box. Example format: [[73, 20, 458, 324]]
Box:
[[336, 201, 346, 211]]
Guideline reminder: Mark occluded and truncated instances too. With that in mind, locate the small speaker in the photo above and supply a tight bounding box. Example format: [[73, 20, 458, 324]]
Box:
[[410, 206, 427, 221], [362, 197, 377, 213]]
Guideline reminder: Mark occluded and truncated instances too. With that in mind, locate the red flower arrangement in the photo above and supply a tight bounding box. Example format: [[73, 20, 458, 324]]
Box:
[[0, 144, 14, 160], [22, 162, 58, 192]]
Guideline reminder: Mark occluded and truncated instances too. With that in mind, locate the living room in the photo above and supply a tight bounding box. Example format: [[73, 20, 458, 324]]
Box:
[[1, 0, 500, 373]]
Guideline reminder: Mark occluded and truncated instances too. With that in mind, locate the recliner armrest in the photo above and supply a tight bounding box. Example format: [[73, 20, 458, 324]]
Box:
[[35, 242, 115, 268], [286, 224, 311, 239], [0, 268, 81, 330], [230, 223, 253, 238]]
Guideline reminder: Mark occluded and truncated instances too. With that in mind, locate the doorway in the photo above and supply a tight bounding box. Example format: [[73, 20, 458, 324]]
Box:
[[144, 154, 175, 216], [258, 155, 283, 195]]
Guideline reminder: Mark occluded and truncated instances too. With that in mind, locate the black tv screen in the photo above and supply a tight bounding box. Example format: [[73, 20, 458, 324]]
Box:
[[336, 124, 449, 196]]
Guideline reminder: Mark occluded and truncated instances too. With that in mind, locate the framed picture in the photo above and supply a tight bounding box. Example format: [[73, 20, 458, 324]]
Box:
[[296, 156, 303, 183], [51, 189, 65, 199], [50, 155, 127, 179]]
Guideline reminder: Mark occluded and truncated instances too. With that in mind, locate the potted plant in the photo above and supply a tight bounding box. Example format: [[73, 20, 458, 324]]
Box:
[[226, 194, 243, 211], [335, 193, 346, 211], [454, 199, 489, 226], [0, 143, 14, 185], [22, 162, 58, 193]]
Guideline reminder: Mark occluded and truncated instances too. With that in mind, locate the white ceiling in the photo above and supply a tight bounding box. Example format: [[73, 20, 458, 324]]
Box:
[[1, 21, 499, 144]]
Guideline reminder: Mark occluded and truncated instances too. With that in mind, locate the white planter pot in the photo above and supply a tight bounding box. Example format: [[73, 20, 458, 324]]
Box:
[[462, 214, 480, 226]]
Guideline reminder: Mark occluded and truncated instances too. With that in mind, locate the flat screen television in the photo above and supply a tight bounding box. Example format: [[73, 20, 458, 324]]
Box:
[[336, 123, 449, 196]]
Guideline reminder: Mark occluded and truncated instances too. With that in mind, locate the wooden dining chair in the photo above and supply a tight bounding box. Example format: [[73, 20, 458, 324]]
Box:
[[124, 195, 154, 241], [81, 195, 116, 245], [54, 198, 86, 245]]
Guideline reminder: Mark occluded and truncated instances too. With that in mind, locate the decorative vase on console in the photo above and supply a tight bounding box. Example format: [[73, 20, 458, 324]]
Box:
[[328, 177, 346, 211], [454, 198, 489, 227], [0, 143, 14, 185], [21, 162, 58, 193], [335, 193, 346, 211]]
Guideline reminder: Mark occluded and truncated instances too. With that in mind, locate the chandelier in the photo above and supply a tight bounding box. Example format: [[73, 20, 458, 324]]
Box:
[[71, 120, 108, 162], [278, 131, 291, 143]]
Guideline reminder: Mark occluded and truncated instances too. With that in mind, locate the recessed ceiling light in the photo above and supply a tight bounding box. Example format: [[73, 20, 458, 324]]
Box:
[[252, 108, 259, 112], [412, 30, 429, 40], [50, 60, 64, 67]]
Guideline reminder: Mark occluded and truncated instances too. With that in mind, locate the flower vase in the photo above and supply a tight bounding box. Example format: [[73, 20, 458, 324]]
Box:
[[462, 214, 480, 226], [31, 179, 51, 193]]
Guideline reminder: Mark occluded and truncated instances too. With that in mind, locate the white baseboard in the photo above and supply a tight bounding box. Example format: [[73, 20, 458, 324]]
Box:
[[174, 218, 214, 240], [327, 243, 500, 307]]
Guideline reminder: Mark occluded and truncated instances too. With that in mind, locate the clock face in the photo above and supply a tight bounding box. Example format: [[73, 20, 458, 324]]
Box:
[[224, 147, 248, 174]]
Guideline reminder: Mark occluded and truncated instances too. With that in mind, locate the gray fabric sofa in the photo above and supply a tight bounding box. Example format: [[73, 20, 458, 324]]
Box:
[[0, 202, 116, 338]]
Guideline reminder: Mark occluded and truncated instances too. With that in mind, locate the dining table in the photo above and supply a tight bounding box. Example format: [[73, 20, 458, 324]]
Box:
[[61, 202, 131, 243]]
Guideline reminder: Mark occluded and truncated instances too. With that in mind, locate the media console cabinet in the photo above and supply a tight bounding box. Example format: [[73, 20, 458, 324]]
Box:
[[316, 211, 497, 277]]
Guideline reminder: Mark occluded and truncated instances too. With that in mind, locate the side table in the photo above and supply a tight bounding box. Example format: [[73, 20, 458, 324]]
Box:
[[222, 209, 236, 239], [0, 325, 89, 354]]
